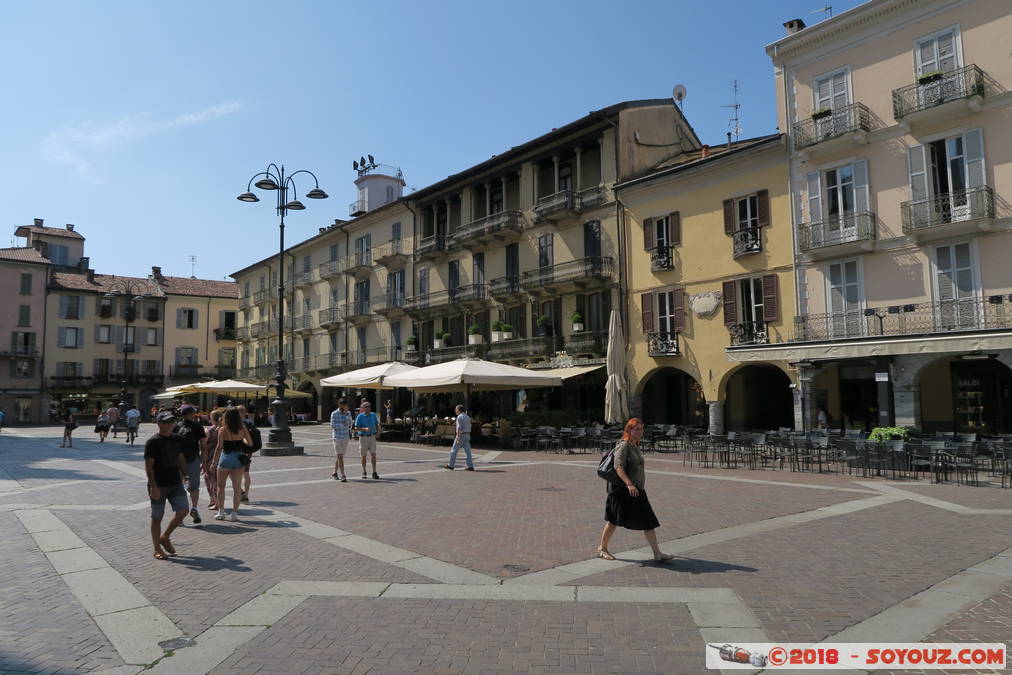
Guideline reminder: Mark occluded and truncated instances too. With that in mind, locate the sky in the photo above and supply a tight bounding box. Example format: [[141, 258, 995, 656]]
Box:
[[2, 0, 865, 282]]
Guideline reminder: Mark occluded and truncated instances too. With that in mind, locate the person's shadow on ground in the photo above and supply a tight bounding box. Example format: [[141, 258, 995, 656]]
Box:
[[171, 554, 251, 572], [642, 556, 758, 574]]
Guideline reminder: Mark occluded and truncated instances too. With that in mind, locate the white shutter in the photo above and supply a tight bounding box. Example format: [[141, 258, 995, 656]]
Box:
[[907, 145, 928, 201], [935, 246, 955, 301], [853, 160, 870, 213], [937, 32, 956, 72], [807, 171, 822, 221], [963, 129, 985, 189]]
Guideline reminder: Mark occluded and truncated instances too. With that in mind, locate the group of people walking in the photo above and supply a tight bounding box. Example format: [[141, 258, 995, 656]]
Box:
[[144, 404, 261, 560]]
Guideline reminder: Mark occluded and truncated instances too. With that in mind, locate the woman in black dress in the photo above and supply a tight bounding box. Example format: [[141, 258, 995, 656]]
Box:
[[597, 417, 674, 562], [60, 411, 77, 448]]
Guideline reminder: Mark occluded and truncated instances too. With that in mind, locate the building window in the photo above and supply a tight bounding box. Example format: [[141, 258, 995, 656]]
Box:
[[244, 281, 250, 298], [60, 295, 82, 320], [60, 326, 81, 348], [97, 325, 112, 343], [223, 311, 237, 329], [538, 233, 554, 268], [386, 185, 394, 204], [814, 68, 849, 111], [583, 221, 601, 258], [14, 359, 33, 378], [329, 244, 339, 261], [18, 305, 30, 326], [418, 268, 429, 297], [391, 222, 401, 241], [176, 347, 197, 366], [915, 28, 958, 76], [738, 277, 765, 326], [302, 255, 311, 272], [19, 273, 32, 295], [177, 308, 198, 329], [490, 189, 503, 215], [145, 327, 158, 346], [49, 244, 69, 266], [934, 242, 977, 328], [826, 260, 863, 337]]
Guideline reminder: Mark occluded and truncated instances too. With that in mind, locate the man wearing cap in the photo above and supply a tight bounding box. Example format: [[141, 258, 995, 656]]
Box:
[[172, 405, 207, 524], [145, 410, 189, 560], [353, 400, 381, 479]]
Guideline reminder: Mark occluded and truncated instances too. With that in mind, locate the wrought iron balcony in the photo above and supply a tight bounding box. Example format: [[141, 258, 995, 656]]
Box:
[[647, 332, 680, 356], [565, 329, 608, 356], [520, 256, 615, 292], [344, 300, 371, 322], [11, 344, 39, 357], [373, 239, 410, 267], [318, 259, 343, 280], [404, 289, 453, 315], [649, 246, 674, 272], [213, 367, 236, 379], [291, 314, 315, 333], [901, 187, 994, 238], [169, 365, 202, 378], [452, 211, 524, 249], [793, 102, 871, 151], [728, 321, 769, 346], [93, 372, 165, 386], [798, 212, 876, 255], [348, 347, 388, 367], [416, 234, 446, 260], [342, 250, 372, 277], [214, 327, 237, 341], [401, 349, 422, 365], [253, 289, 271, 305], [427, 343, 485, 364], [489, 275, 522, 299], [732, 227, 762, 258], [487, 336, 554, 362], [349, 198, 367, 217], [236, 326, 251, 341], [892, 65, 986, 121], [793, 297, 1012, 343], [453, 284, 488, 306], [534, 191, 578, 222], [250, 318, 277, 338], [294, 269, 316, 288], [579, 185, 609, 210], [239, 296, 251, 310], [49, 376, 92, 388], [318, 306, 343, 328], [372, 293, 406, 316]]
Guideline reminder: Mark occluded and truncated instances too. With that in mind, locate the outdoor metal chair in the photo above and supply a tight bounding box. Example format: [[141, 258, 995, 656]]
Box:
[[952, 446, 980, 486], [829, 438, 862, 475]]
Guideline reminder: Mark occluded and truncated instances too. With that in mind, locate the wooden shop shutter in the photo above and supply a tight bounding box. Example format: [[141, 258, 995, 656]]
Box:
[[640, 292, 654, 333], [762, 274, 780, 323], [722, 280, 737, 326], [669, 212, 681, 246], [756, 190, 769, 228], [672, 288, 685, 332], [722, 199, 735, 234], [643, 218, 653, 249]]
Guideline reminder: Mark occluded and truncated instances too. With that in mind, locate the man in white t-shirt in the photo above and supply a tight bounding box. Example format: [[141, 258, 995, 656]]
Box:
[[444, 404, 474, 471]]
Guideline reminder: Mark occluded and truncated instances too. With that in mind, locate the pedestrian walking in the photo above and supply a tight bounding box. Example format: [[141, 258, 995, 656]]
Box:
[[94, 410, 111, 442], [125, 405, 141, 445], [0, 408, 6, 432], [596, 417, 674, 563], [237, 405, 261, 503], [202, 409, 222, 511], [383, 400, 394, 425], [353, 400, 381, 479], [212, 406, 253, 521], [60, 411, 76, 448], [144, 410, 189, 560], [330, 398, 353, 482], [105, 404, 120, 438], [444, 404, 474, 471], [172, 405, 207, 525]]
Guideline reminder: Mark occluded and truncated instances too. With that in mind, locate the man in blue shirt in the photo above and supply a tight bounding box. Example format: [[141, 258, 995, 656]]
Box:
[[444, 404, 474, 471], [330, 398, 353, 482], [354, 400, 381, 479]]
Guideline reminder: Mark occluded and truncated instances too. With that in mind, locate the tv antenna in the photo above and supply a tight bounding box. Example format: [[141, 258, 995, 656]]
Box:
[[188, 255, 197, 278], [810, 3, 832, 20], [672, 84, 687, 111], [721, 80, 742, 142]]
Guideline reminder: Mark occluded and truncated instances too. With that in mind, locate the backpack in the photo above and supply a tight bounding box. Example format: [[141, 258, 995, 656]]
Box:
[[245, 422, 262, 452]]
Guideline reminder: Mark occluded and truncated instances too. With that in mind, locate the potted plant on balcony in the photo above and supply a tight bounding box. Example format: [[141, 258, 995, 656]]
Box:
[[491, 320, 504, 343], [536, 314, 552, 336], [500, 323, 514, 340], [406, 335, 417, 352], [434, 331, 450, 349], [918, 69, 944, 85], [570, 311, 584, 333], [810, 107, 833, 120], [468, 325, 482, 345]]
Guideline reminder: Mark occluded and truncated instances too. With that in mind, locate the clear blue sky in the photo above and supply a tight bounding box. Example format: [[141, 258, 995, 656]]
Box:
[[3, 0, 863, 281]]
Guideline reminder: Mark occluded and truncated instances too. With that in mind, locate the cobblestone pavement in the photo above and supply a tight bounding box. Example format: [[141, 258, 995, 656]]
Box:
[[1, 424, 1010, 674]]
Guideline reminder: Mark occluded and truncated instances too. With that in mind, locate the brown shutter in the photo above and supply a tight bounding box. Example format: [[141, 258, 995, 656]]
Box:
[[670, 212, 681, 246], [643, 218, 653, 249], [756, 189, 770, 228], [640, 292, 654, 334], [723, 199, 735, 234], [672, 288, 685, 332], [762, 274, 780, 323], [722, 280, 737, 326]]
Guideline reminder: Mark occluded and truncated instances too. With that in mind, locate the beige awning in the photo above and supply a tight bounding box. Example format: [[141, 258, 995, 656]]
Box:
[[535, 364, 606, 379]]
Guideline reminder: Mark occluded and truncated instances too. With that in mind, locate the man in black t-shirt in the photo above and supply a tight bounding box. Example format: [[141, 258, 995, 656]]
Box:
[[144, 410, 188, 560], [172, 405, 207, 524]]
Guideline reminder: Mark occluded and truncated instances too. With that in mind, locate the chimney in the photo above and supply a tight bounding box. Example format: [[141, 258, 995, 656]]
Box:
[[700, 144, 710, 159], [151, 266, 164, 281], [87, 270, 95, 283], [783, 18, 806, 35], [727, 132, 733, 150], [65, 223, 75, 232], [78, 257, 89, 271], [34, 218, 44, 227]]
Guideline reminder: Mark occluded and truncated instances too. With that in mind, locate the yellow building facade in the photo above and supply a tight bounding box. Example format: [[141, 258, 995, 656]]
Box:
[[616, 135, 797, 433]]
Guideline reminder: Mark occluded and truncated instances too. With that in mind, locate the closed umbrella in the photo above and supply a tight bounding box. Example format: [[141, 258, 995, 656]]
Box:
[[320, 362, 419, 390], [605, 309, 629, 425]]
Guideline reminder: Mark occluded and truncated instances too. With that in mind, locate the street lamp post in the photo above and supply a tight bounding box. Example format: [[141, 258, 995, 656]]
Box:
[[238, 164, 328, 456], [104, 281, 152, 414]]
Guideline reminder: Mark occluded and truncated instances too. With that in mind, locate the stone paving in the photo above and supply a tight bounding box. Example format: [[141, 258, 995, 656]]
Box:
[[0, 423, 1009, 674]]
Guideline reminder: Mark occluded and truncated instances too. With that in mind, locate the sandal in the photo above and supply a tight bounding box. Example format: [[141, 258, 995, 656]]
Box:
[[596, 549, 616, 561], [153, 550, 168, 560], [158, 538, 176, 555], [653, 553, 674, 563]]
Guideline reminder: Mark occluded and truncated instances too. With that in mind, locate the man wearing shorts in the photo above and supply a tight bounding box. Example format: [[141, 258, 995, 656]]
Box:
[[144, 410, 188, 560], [105, 404, 120, 438], [354, 401, 381, 479], [330, 398, 353, 482], [173, 405, 206, 524], [125, 405, 141, 445]]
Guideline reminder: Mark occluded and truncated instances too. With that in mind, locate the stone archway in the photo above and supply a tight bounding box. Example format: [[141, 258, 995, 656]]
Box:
[[723, 364, 794, 432], [638, 367, 707, 428], [294, 382, 318, 421], [905, 354, 1012, 434]]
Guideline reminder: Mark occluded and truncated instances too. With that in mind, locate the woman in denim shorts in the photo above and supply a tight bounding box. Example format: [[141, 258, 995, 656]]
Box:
[[212, 407, 252, 521]]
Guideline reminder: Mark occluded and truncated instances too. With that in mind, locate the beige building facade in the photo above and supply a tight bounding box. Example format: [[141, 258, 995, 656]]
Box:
[[0, 242, 51, 422], [749, 0, 1012, 433]]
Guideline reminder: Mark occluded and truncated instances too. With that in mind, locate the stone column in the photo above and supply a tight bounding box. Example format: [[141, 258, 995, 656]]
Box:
[[500, 176, 508, 212], [484, 182, 491, 217], [707, 400, 724, 436], [574, 147, 583, 192], [444, 197, 453, 234], [598, 137, 606, 185], [552, 155, 560, 194], [795, 366, 817, 431], [532, 164, 539, 203], [892, 354, 934, 430], [431, 204, 439, 237]]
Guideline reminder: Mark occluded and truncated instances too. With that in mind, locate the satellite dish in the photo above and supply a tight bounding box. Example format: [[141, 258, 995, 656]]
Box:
[[353, 160, 358, 170], [367, 154, 374, 165], [673, 84, 687, 102]]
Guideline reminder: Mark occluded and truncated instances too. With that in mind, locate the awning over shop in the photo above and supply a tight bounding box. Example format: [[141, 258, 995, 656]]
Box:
[[532, 364, 605, 379]]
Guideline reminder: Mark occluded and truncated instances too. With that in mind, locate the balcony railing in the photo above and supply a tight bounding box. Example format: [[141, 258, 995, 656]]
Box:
[[343, 250, 372, 275], [318, 259, 343, 279], [427, 344, 485, 364], [649, 246, 674, 272], [372, 293, 406, 314], [214, 327, 237, 341], [901, 187, 994, 234], [294, 269, 316, 287], [488, 336, 554, 361], [348, 347, 388, 367], [291, 314, 315, 332], [453, 211, 525, 246], [579, 185, 608, 210], [728, 321, 769, 346], [239, 297, 251, 310], [565, 329, 608, 355], [892, 65, 986, 120], [520, 256, 614, 291], [646, 332, 680, 356], [170, 365, 202, 378], [236, 326, 251, 341], [93, 373, 165, 386], [349, 198, 367, 217], [798, 212, 877, 252], [251, 318, 277, 338], [793, 102, 871, 150], [793, 298, 1012, 343], [11, 344, 39, 356], [534, 191, 578, 221], [318, 306, 343, 328], [489, 275, 522, 298], [453, 284, 488, 304], [732, 227, 762, 258], [49, 376, 92, 388], [373, 239, 410, 266], [404, 289, 453, 313], [213, 367, 236, 379], [345, 299, 371, 320], [253, 289, 271, 305], [417, 234, 446, 257]]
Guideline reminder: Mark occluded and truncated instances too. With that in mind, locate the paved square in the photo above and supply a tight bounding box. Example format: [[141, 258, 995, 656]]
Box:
[[1, 424, 1009, 674]]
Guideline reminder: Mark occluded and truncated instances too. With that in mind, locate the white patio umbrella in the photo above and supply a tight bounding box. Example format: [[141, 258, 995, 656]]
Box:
[[192, 379, 267, 393], [604, 309, 629, 425], [383, 357, 562, 410], [319, 362, 419, 390]]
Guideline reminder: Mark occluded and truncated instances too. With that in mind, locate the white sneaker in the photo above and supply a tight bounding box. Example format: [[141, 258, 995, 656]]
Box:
[[228, 511, 238, 522], [214, 511, 225, 520]]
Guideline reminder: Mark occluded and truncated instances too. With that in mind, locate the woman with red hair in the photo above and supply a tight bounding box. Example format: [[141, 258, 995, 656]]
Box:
[[597, 418, 673, 562]]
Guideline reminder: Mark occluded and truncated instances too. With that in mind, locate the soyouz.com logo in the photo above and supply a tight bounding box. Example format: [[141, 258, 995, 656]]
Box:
[[706, 643, 1007, 670]]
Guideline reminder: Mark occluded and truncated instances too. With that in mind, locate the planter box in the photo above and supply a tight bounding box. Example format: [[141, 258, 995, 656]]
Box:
[[491, 331, 502, 343], [468, 334, 483, 345], [502, 331, 514, 341], [572, 323, 584, 333], [405, 344, 417, 352], [433, 339, 446, 350]]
